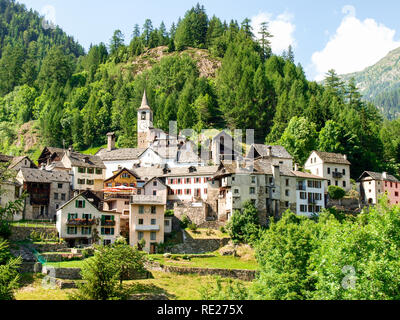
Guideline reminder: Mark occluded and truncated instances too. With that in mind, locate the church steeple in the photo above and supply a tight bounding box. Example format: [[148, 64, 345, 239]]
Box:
[[139, 90, 151, 110]]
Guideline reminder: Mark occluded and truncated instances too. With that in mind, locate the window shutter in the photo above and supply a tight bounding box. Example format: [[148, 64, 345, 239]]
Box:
[[75, 200, 78, 208], [111, 228, 114, 235], [111, 215, 114, 221], [83, 200, 85, 208]]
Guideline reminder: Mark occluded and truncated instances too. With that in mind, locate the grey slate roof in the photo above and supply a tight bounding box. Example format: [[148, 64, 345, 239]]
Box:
[[314, 151, 351, 165], [66, 152, 106, 169], [214, 159, 295, 178], [133, 167, 165, 180], [8, 156, 36, 170], [358, 171, 399, 183], [19, 168, 71, 183], [249, 144, 293, 159], [96, 148, 146, 161], [162, 166, 219, 177]]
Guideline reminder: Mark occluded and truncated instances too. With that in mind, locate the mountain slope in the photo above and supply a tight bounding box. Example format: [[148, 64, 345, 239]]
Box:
[[341, 47, 400, 119]]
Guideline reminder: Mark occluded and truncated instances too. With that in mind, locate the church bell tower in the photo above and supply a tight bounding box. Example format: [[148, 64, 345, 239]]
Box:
[[137, 90, 153, 149]]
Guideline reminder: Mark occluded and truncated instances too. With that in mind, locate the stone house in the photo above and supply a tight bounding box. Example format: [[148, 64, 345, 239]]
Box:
[[246, 144, 293, 170], [304, 151, 351, 192], [129, 177, 168, 253], [17, 167, 72, 220], [8, 156, 37, 171], [358, 171, 400, 205], [56, 190, 121, 247], [0, 180, 22, 221]]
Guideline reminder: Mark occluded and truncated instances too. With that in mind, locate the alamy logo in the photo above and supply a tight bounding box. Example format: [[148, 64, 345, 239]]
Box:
[[41, 5, 56, 30], [341, 265, 356, 290]]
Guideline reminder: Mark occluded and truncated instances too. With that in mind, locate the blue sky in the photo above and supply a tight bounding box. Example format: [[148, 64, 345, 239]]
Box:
[[19, 0, 400, 80]]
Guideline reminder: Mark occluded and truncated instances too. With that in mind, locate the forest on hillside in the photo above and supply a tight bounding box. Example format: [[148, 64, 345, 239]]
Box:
[[0, 0, 400, 179]]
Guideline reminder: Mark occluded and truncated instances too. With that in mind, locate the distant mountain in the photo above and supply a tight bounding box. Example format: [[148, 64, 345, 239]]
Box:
[[341, 47, 400, 119]]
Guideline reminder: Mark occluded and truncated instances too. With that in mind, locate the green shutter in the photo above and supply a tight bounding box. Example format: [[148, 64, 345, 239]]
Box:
[[75, 200, 78, 208], [101, 227, 105, 235], [68, 213, 71, 220], [111, 216, 114, 221], [111, 228, 114, 235], [83, 200, 85, 208]]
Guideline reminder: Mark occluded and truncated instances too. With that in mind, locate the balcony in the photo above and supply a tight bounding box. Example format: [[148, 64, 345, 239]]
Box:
[[134, 225, 160, 232], [130, 195, 164, 205], [101, 220, 116, 227], [67, 219, 96, 226], [332, 172, 343, 179], [104, 193, 131, 201]]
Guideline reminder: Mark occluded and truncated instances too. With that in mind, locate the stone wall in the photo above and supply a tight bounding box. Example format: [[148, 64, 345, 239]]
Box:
[[328, 198, 360, 211], [147, 262, 258, 282], [41, 252, 84, 262], [9, 226, 57, 242], [33, 242, 69, 253], [174, 201, 208, 226], [42, 266, 82, 280], [168, 232, 230, 254]]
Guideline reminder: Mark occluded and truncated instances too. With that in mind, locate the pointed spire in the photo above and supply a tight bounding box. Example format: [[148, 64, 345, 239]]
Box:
[[139, 90, 151, 110]]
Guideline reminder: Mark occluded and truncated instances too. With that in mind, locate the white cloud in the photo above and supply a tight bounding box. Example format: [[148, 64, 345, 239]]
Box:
[[311, 5, 400, 81], [251, 12, 296, 55]]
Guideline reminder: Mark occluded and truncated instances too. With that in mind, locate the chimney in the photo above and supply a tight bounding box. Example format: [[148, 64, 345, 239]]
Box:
[[107, 132, 116, 151], [267, 146, 272, 157], [383, 172, 388, 180], [343, 154, 347, 161], [295, 163, 299, 171]]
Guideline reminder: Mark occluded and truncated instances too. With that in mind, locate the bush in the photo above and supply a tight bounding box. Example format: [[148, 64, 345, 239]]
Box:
[[219, 226, 226, 234], [164, 210, 174, 217], [328, 185, 346, 200], [188, 223, 198, 232], [180, 215, 191, 229]]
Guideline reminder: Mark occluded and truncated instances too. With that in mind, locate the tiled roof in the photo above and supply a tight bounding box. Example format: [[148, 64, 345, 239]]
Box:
[[250, 144, 293, 159], [19, 168, 71, 183], [96, 148, 146, 161], [132, 167, 165, 180], [163, 166, 219, 177], [314, 151, 351, 165], [358, 171, 399, 183], [104, 168, 141, 183], [66, 152, 106, 169]]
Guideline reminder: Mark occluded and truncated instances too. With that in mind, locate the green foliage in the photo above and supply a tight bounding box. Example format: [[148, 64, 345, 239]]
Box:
[[70, 243, 146, 300], [328, 185, 346, 200], [180, 215, 190, 229], [0, 238, 22, 300], [226, 201, 261, 244], [199, 277, 249, 300], [188, 223, 198, 232], [279, 116, 318, 165], [164, 210, 174, 217]]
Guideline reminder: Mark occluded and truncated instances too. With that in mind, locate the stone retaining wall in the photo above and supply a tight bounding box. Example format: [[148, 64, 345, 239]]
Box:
[[33, 242, 69, 253], [10, 226, 57, 242], [41, 253, 84, 262], [42, 266, 82, 280], [168, 234, 230, 254], [147, 262, 258, 282]]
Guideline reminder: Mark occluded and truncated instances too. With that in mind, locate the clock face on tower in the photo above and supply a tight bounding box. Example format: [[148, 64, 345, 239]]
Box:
[[139, 121, 149, 131]]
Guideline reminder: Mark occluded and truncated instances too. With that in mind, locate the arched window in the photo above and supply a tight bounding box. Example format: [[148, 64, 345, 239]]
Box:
[[141, 112, 146, 120]]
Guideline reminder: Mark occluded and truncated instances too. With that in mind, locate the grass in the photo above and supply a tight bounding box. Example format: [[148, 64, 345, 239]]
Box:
[[15, 272, 250, 301], [80, 145, 106, 155], [11, 221, 55, 228], [151, 254, 259, 271], [45, 259, 88, 268], [185, 228, 229, 240]]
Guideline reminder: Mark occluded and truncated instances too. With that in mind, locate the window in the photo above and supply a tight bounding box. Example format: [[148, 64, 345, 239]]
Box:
[[251, 176, 256, 184], [101, 228, 115, 235], [137, 189, 142, 195], [151, 219, 156, 225], [300, 192, 307, 200], [232, 176, 235, 182], [300, 205, 307, 212], [343, 169, 346, 175], [82, 214, 92, 220], [186, 178, 192, 184], [396, 192, 399, 197], [67, 227, 77, 235], [327, 168, 331, 175], [150, 232, 157, 241], [58, 183, 63, 189], [87, 168, 94, 174], [177, 179, 182, 184], [234, 188, 240, 194], [328, 180, 331, 186], [250, 187, 256, 195], [195, 178, 201, 184], [61, 194, 66, 201], [138, 219, 144, 225], [286, 179, 289, 187], [86, 179, 94, 185], [76, 200, 85, 208], [138, 232, 144, 240], [285, 201, 290, 208], [335, 181, 339, 186], [139, 206, 144, 214], [78, 179, 85, 185], [269, 177, 274, 185], [285, 190, 290, 197], [78, 167, 86, 173], [169, 179, 174, 185], [308, 181, 313, 188], [151, 206, 157, 214], [54, 193, 59, 200], [82, 227, 91, 235], [96, 169, 102, 175], [185, 189, 191, 195], [165, 220, 170, 226], [68, 213, 78, 220], [204, 188, 207, 194], [343, 181, 347, 188], [153, 180, 158, 186]]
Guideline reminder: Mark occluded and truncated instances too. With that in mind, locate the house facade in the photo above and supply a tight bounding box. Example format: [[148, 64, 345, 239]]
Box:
[[358, 171, 400, 205], [304, 151, 351, 192], [56, 191, 121, 247], [0, 181, 22, 221], [61, 149, 106, 192], [17, 168, 72, 220], [129, 178, 168, 253]]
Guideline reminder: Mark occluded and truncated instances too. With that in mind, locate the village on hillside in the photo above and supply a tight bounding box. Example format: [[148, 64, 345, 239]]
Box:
[[1, 91, 398, 255]]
